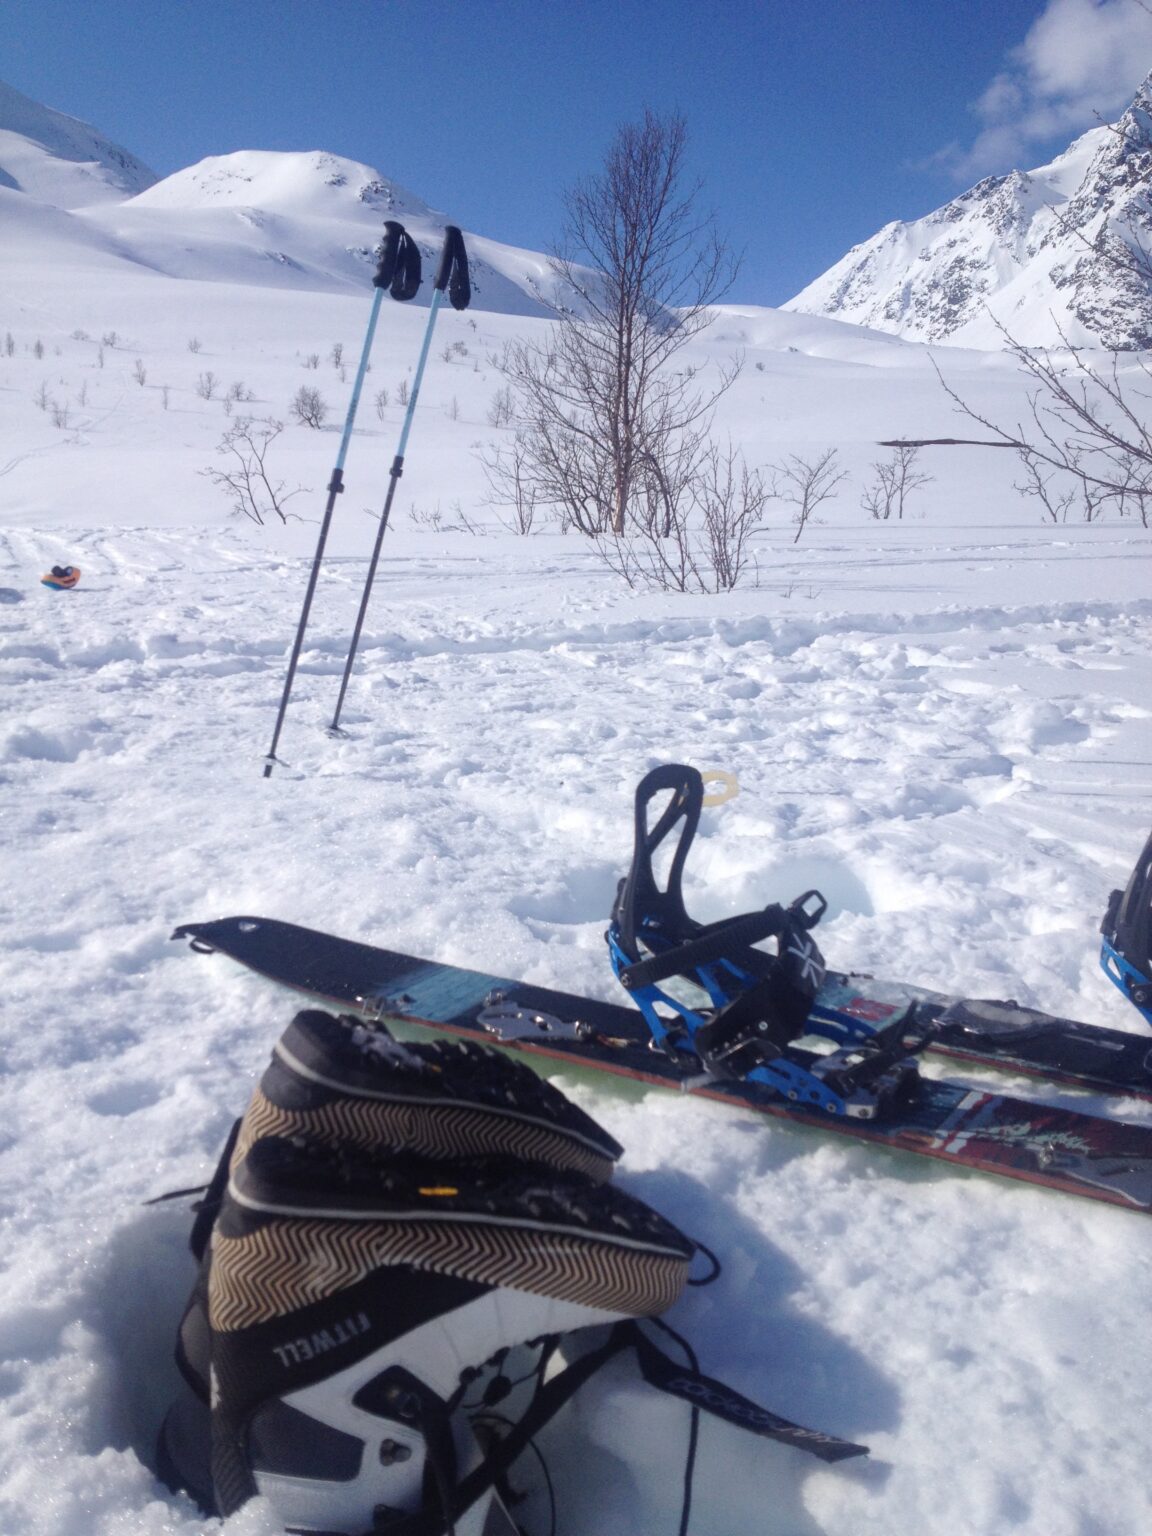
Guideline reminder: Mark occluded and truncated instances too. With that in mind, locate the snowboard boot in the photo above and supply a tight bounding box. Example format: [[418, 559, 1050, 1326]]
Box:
[[206, 1134, 693, 1532], [171, 1012, 623, 1400], [234, 1008, 622, 1182], [161, 1010, 633, 1521]]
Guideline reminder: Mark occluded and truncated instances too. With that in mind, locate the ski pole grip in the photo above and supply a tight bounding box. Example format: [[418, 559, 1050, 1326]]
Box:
[[433, 225, 471, 310], [374, 221, 406, 289]]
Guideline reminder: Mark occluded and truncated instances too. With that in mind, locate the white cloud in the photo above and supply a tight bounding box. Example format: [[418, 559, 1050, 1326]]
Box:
[[937, 0, 1152, 180]]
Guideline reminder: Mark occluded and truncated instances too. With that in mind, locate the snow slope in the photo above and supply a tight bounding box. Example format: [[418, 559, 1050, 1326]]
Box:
[[0, 78, 156, 207], [3, 89, 1152, 1536]]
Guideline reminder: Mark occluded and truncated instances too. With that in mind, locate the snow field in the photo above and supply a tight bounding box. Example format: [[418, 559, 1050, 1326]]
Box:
[[3, 232, 1152, 1533]]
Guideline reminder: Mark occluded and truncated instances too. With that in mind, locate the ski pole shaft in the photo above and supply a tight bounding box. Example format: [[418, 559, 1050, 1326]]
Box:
[[262, 224, 412, 778], [328, 228, 470, 735]]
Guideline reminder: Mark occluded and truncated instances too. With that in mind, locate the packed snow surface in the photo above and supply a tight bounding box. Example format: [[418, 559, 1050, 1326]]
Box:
[[3, 122, 1152, 1536]]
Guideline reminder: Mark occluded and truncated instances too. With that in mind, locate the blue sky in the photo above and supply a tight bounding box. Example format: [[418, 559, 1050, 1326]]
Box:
[[2, 0, 1150, 305]]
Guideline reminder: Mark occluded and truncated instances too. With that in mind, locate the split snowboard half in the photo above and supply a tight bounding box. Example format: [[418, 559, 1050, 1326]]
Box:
[[174, 915, 1152, 1217]]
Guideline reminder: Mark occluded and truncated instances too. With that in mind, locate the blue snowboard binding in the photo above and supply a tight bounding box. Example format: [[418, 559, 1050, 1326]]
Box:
[[607, 765, 928, 1120], [1102, 829, 1152, 1028]]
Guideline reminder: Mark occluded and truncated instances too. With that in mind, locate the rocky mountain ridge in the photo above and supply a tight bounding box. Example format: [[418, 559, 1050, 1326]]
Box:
[[785, 73, 1152, 350]]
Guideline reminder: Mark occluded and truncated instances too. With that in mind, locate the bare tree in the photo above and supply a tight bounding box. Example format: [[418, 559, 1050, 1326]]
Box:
[[772, 450, 847, 543], [201, 418, 307, 525], [861, 444, 934, 520], [486, 109, 738, 537]]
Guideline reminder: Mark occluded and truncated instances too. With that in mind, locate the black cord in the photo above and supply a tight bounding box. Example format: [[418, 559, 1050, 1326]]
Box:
[[686, 1239, 723, 1287], [647, 1317, 702, 1536], [472, 1410, 557, 1536], [424, 1429, 458, 1536]]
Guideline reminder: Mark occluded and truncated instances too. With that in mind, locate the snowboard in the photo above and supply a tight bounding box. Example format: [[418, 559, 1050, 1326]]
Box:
[[173, 915, 1152, 1217]]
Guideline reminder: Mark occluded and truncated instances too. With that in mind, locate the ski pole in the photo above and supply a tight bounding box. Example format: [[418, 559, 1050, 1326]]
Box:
[[262, 221, 422, 778], [328, 226, 471, 736]]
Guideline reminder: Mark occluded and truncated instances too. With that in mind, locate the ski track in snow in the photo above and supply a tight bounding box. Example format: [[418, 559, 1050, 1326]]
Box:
[[2, 520, 1152, 1534]]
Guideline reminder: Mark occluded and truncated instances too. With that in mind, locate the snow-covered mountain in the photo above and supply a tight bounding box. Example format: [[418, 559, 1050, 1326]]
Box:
[[784, 73, 1152, 350], [78, 148, 561, 313], [0, 77, 156, 206], [0, 82, 563, 315]]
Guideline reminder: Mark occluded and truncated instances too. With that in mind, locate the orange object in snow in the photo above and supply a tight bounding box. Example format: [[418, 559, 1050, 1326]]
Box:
[[41, 565, 81, 590]]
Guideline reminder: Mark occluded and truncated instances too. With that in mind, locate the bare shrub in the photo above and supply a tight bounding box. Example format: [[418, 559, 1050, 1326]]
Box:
[[290, 384, 328, 428], [590, 442, 769, 592], [487, 385, 515, 428], [196, 371, 218, 401], [861, 444, 933, 520], [926, 326, 1152, 529], [772, 450, 847, 543], [201, 418, 307, 525], [482, 432, 538, 534]]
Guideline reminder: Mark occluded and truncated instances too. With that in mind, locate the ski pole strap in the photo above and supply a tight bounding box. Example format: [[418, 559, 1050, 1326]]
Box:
[[433, 225, 471, 310], [373, 221, 405, 289], [617, 906, 789, 991], [372, 219, 422, 299], [371, 220, 422, 300]]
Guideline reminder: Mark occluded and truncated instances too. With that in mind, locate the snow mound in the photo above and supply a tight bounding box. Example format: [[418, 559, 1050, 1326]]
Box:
[[129, 148, 432, 223]]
